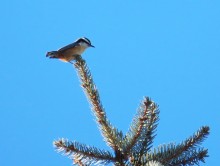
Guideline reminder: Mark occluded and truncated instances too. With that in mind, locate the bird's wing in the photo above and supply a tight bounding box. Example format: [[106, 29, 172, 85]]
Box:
[[58, 42, 80, 52]]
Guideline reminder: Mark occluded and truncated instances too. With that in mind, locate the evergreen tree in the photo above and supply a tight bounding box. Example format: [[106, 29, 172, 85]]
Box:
[[53, 56, 209, 166]]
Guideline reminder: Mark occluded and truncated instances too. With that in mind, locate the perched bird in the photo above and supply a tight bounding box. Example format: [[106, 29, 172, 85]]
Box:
[[46, 37, 94, 63]]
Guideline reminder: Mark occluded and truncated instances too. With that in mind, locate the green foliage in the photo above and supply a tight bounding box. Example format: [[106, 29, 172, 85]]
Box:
[[54, 138, 114, 165], [74, 56, 124, 153], [123, 97, 159, 156], [138, 126, 209, 165], [52, 56, 210, 166]]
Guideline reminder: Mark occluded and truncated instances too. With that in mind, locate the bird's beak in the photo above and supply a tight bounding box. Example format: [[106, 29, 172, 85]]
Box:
[[90, 44, 95, 48]]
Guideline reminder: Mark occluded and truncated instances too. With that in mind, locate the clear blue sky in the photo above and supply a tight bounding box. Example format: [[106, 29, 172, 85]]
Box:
[[0, 0, 219, 165]]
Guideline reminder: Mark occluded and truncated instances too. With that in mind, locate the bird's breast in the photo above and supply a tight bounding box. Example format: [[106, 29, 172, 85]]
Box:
[[62, 46, 86, 56]]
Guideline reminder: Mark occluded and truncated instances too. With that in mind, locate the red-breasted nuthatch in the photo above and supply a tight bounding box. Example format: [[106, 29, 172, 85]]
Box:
[[46, 37, 94, 63]]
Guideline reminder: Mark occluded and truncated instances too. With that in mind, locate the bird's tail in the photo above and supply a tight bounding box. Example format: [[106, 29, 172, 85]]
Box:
[[46, 51, 59, 59]]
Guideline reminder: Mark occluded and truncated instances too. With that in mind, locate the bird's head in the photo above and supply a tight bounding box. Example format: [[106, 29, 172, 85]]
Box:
[[76, 37, 95, 48]]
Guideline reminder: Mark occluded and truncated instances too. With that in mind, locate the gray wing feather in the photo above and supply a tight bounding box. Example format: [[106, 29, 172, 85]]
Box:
[[58, 42, 79, 52]]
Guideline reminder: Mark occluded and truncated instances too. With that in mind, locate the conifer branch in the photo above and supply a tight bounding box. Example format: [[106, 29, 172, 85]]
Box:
[[169, 148, 208, 166], [183, 126, 210, 150], [124, 97, 159, 157], [54, 138, 115, 165], [138, 126, 209, 165], [157, 126, 209, 164], [73, 56, 124, 155], [134, 146, 207, 166]]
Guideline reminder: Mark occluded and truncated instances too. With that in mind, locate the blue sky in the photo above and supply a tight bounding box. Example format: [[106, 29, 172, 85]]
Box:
[[0, 0, 219, 165]]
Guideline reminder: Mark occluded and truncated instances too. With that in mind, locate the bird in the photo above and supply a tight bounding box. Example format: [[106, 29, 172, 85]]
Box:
[[46, 37, 94, 64]]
